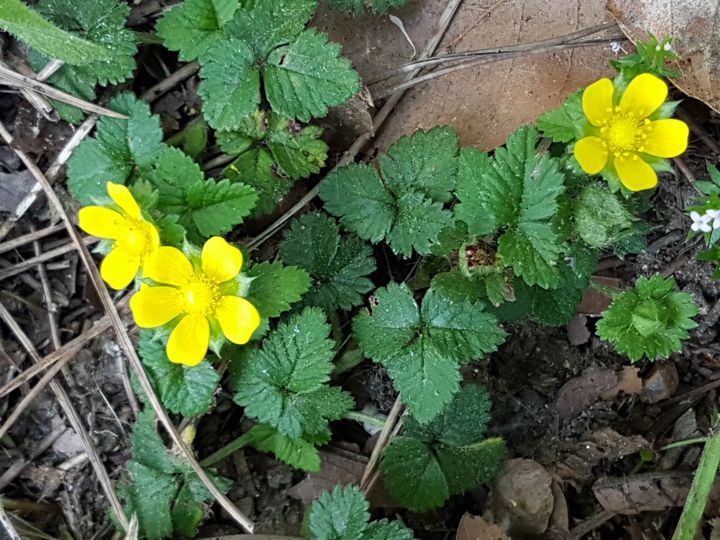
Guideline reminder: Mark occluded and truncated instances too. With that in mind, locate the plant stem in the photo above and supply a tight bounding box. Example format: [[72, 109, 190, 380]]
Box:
[[344, 411, 387, 428], [660, 437, 710, 451], [671, 427, 720, 540], [200, 433, 253, 467]]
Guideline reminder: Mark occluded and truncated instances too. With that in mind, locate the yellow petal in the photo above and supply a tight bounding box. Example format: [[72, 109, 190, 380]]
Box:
[[574, 136, 609, 174], [201, 236, 243, 283], [100, 247, 141, 290], [216, 296, 261, 345], [166, 313, 209, 366], [582, 78, 614, 127], [643, 119, 689, 158], [619, 73, 667, 118], [130, 285, 183, 328], [78, 206, 123, 239], [615, 153, 658, 191], [143, 246, 194, 285], [107, 182, 141, 219]]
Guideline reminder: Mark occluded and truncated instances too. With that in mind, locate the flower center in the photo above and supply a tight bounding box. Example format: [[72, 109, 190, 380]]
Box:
[[115, 219, 156, 258], [598, 107, 652, 157], [180, 275, 220, 315]]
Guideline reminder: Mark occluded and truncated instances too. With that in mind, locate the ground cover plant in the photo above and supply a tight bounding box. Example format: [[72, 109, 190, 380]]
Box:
[[2, 1, 720, 539]]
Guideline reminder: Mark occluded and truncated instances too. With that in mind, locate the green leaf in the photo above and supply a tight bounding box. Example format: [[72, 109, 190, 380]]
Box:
[[225, 0, 316, 60], [224, 149, 293, 216], [182, 119, 209, 160], [573, 183, 636, 249], [171, 473, 230, 537], [198, 37, 260, 131], [454, 148, 495, 236], [362, 520, 414, 540], [67, 93, 165, 204], [157, 0, 240, 62], [498, 228, 563, 289], [244, 261, 311, 319], [309, 485, 370, 540], [138, 330, 221, 417], [353, 283, 506, 423], [536, 90, 584, 143], [121, 461, 177, 540], [436, 438, 506, 494], [246, 423, 321, 472], [266, 113, 328, 179], [392, 192, 452, 257], [232, 308, 354, 438], [265, 29, 361, 122], [596, 274, 699, 361], [130, 410, 177, 474], [279, 213, 375, 311], [0, 0, 113, 66], [328, 0, 411, 15]]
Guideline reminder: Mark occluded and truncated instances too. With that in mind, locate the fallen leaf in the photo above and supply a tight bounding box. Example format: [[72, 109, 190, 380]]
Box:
[[642, 361, 679, 403], [556, 367, 617, 419], [456, 513, 509, 540], [601, 367, 643, 400], [577, 277, 621, 316], [288, 446, 366, 503], [608, 0, 720, 112]]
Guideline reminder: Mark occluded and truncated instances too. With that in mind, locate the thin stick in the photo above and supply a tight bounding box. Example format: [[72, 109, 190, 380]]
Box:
[[676, 109, 720, 155], [32, 227, 62, 350], [35, 59, 64, 82], [0, 302, 130, 531], [0, 64, 126, 119], [248, 0, 464, 250], [141, 62, 199, 102], [0, 224, 65, 255], [0, 426, 67, 491], [0, 502, 21, 540], [674, 156, 702, 194], [360, 396, 404, 489], [0, 237, 99, 282], [0, 121, 256, 533]]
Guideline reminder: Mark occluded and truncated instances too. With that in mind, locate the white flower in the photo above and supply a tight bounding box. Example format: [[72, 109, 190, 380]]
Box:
[[663, 42, 673, 52], [691, 211, 712, 233], [610, 41, 622, 55], [707, 209, 720, 229]]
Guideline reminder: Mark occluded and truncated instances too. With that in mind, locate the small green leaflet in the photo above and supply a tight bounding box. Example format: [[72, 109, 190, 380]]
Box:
[[245, 424, 322, 472], [536, 90, 585, 143], [147, 147, 257, 242], [265, 113, 328, 179], [327, 0, 411, 14], [379, 385, 506, 512], [279, 213, 376, 311], [231, 307, 354, 438], [224, 149, 293, 216], [157, 0, 240, 62], [309, 485, 414, 540], [454, 126, 566, 288], [244, 261, 311, 319], [138, 330, 220, 417], [320, 127, 458, 257], [596, 275, 698, 362], [121, 461, 177, 540], [67, 93, 164, 204], [353, 283, 506, 423]]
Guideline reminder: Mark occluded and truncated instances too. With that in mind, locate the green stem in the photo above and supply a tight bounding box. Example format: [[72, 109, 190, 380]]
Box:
[[660, 437, 710, 451], [344, 411, 386, 428], [200, 432, 253, 467], [671, 428, 720, 540]]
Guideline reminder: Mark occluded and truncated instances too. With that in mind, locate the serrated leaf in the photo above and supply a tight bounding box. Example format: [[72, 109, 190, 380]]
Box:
[[536, 90, 584, 143], [67, 94, 165, 204], [225, 0, 316, 60], [309, 485, 370, 540], [279, 213, 375, 311], [232, 308, 353, 438], [328, 0, 410, 15], [454, 148, 495, 236], [224, 149, 293, 216], [198, 37, 260, 131], [246, 423, 321, 471], [121, 461, 177, 540], [138, 330, 220, 417], [157, 0, 239, 62], [266, 113, 328, 178], [244, 261, 311, 319], [353, 283, 506, 422], [597, 275, 698, 362], [171, 473, 230, 537], [362, 520, 414, 540], [391, 192, 452, 257], [130, 410, 178, 474], [265, 29, 361, 122], [498, 228, 562, 289], [435, 438, 506, 494]]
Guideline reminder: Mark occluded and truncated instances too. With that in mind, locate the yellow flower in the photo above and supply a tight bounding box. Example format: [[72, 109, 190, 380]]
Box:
[[78, 182, 160, 290], [129, 237, 261, 366], [574, 73, 689, 191]]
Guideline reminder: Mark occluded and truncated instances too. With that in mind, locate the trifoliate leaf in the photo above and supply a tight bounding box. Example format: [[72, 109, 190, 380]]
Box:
[[320, 127, 458, 257], [455, 127, 566, 288], [279, 213, 375, 311], [157, 0, 239, 62], [596, 275, 699, 362], [573, 183, 636, 249], [232, 308, 354, 438], [245, 424, 321, 472], [67, 93, 165, 204], [198, 37, 260, 131], [138, 330, 220, 417], [224, 0, 316, 60], [224, 149, 293, 216], [536, 90, 584, 143], [353, 283, 506, 423], [380, 385, 505, 512], [309, 485, 370, 540], [244, 261, 311, 319], [266, 113, 328, 179], [265, 29, 361, 122], [121, 461, 177, 540]]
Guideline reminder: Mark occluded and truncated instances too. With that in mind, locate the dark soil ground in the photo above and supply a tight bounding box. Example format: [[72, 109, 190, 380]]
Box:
[[2, 1, 720, 539]]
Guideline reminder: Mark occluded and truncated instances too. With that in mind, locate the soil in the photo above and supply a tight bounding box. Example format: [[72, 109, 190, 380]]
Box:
[[2, 1, 720, 539]]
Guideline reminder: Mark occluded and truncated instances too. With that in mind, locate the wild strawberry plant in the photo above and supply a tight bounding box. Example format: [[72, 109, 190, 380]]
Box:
[[327, 0, 411, 15]]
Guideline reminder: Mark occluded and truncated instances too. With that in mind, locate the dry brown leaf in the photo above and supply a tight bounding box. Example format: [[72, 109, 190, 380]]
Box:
[[608, 0, 720, 112], [577, 277, 621, 316], [314, 0, 620, 152], [557, 366, 643, 419], [456, 513, 510, 540]]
